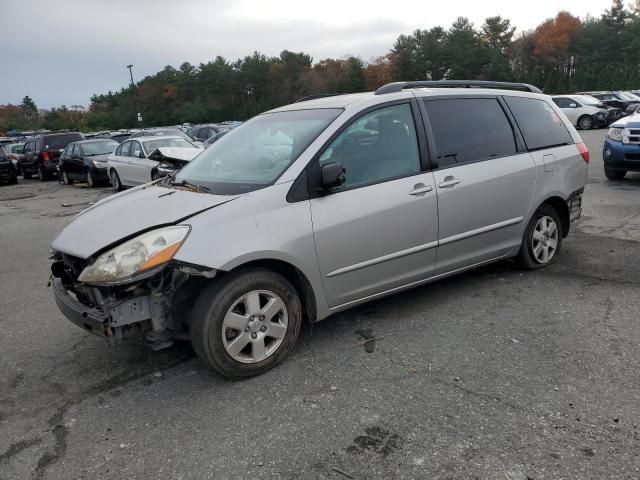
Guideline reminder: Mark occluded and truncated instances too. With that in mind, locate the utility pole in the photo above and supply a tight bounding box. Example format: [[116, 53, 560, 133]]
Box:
[[126, 64, 143, 127]]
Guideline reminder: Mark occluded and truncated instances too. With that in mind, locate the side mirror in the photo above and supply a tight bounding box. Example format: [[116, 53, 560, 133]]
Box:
[[321, 162, 346, 190], [569, 103, 578, 108]]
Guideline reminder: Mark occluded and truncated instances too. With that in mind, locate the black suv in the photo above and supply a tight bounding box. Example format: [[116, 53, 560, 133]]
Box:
[[0, 146, 18, 185], [21, 132, 84, 181]]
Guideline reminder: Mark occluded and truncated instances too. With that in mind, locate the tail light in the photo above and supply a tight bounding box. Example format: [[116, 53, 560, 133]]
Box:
[[577, 142, 589, 163], [41, 151, 50, 162]]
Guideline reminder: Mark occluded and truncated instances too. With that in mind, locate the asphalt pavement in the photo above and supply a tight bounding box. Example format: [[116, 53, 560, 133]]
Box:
[[1, 130, 639, 479]]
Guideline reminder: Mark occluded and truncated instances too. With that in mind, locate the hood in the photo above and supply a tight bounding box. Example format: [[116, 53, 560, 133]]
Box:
[[52, 184, 238, 258], [148, 147, 201, 163], [86, 153, 110, 162], [611, 113, 640, 129]]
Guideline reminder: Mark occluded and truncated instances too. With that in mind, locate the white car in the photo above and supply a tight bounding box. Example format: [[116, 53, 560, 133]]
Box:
[[551, 95, 607, 130], [107, 136, 202, 191]]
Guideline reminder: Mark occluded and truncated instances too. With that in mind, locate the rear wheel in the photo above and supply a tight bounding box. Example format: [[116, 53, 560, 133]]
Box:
[[190, 268, 302, 379], [62, 170, 73, 185], [37, 165, 47, 182], [577, 115, 593, 130], [517, 204, 562, 270], [604, 168, 626, 180], [110, 169, 123, 192]]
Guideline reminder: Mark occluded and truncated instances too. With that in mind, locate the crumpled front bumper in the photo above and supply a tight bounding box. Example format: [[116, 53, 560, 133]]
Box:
[[52, 277, 112, 337]]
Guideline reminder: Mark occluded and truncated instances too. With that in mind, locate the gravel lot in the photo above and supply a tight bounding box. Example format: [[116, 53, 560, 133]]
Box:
[[1, 130, 639, 480]]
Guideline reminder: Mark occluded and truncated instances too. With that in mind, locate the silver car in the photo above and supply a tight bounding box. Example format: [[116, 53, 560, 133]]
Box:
[[50, 81, 589, 379]]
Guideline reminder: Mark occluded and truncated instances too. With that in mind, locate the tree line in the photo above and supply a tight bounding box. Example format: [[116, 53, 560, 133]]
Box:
[[1, 0, 639, 133]]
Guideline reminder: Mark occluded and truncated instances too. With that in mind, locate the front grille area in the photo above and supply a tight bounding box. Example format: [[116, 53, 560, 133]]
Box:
[[628, 129, 640, 144], [625, 153, 640, 160], [61, 254, 88, 281]]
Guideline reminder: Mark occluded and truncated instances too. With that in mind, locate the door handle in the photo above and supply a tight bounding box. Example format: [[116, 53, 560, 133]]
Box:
[[409, 185, 433, 196], [438, 177, 461, 188]]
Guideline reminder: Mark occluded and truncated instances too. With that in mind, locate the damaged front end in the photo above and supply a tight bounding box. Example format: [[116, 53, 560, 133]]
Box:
[[50, 226, 215, 349], [148, 147, 199, 179]]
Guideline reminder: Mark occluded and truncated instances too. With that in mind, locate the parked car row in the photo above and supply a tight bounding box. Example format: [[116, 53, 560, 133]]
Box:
[[551, 90, 640, 130]]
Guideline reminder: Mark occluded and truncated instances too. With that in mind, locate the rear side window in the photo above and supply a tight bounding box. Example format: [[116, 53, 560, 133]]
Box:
[[505, 97, 573, 150], [44, 133, 84, 150], [423, 98, 516, 167]]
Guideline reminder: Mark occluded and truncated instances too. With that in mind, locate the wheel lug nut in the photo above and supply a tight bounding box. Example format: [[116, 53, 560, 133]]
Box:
[[259, 316, 265, 321], [251, 333, 257, 339], [260, 326, 267, 332]]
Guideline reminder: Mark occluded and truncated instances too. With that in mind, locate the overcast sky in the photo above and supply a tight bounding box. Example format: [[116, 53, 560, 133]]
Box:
[[3, 0, 613, 108]]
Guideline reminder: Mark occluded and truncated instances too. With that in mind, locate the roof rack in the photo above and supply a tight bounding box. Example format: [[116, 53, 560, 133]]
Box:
[[295, 93, 340, 103], [375, 80, 542, 95]]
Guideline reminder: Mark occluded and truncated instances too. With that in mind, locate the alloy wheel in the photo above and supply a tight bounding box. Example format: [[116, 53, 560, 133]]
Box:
[[532, 216, 559, 264], [221, 290, 288, 364], [110, 170, 120, 191]]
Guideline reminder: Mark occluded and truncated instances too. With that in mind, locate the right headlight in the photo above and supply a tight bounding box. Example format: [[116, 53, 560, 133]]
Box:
[[607, 127, 624, 142], [78, 225, 190, 285]]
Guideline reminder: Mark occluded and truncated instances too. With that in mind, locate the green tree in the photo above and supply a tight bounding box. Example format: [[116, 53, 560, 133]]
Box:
[[20, 96, 38, 119]]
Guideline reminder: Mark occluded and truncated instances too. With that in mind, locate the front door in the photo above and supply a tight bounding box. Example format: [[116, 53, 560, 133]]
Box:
[[309, 102, 439, 308], [421, 96, 537, 274]]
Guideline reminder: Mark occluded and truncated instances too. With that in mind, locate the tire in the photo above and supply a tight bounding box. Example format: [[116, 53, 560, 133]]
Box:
[[8, 175, 17, 185], [190, 268, 302, 379], [37, 165, 47, 182], [23, 170, 32, 179], [86, 169, 95, 188], [577, 115, 593, 130], [110, 169, 123, 192], [62, 170, 74, 185], [517, 204, 563, 270], [604, 168, 626, 180]]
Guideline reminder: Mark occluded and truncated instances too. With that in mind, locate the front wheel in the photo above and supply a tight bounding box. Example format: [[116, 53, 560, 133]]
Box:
[[86, 169, 95, 187], [517, 204, 563, 270], [577, 115, 593, 130], [110, 169, 123, 192], [190, 269, 302, 379], [62, 170, 73, 185], [604, 168, 626, 180]]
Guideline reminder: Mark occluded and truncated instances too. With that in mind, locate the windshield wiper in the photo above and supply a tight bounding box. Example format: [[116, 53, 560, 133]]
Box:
[[85, 153, 110, 157], [170, 178, 210, 193]]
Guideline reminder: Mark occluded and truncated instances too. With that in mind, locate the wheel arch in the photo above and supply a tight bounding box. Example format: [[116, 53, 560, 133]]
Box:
[[221, 258, 318, 325], [537, 195, 570, 237]]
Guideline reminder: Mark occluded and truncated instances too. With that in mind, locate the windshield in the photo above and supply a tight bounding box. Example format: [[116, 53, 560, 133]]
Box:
[[134, 129, 192, 139], [45, 133, 84, 149], [143, 137, 195, 152], [9, 143, 24, 153], [176, 108, 342, 195], [83, 140, 119, 155], [574, 95, 601, 106]]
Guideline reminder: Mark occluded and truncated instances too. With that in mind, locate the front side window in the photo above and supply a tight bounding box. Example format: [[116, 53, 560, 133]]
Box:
[[177, 108, 342, 195], [120, 141, 132, 157], [553, 98, 573, 108], [424, 98, 517, 167], [318, 103, 421, 189], [131, 142, 143, 158], [504, 97, 573, 150]]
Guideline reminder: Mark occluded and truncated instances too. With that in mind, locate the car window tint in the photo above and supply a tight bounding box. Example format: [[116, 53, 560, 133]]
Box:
[[120, 141, 132, 157], [504, 97, 573, 150], [319, 103, 421, 189], [423, 98, 516, 167]]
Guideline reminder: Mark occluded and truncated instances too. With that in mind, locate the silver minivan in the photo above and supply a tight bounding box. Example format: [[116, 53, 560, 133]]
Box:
[[50, 81, 589, 379]]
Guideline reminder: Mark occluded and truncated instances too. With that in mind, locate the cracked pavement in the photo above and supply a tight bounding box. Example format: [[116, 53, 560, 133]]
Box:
[[1, 130, 639, 479]]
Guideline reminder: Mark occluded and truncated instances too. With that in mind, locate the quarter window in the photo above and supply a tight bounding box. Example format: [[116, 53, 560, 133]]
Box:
[[504, 97, 573, 150], [423, 98, 517, 167], [319, 103, 421, 189]]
